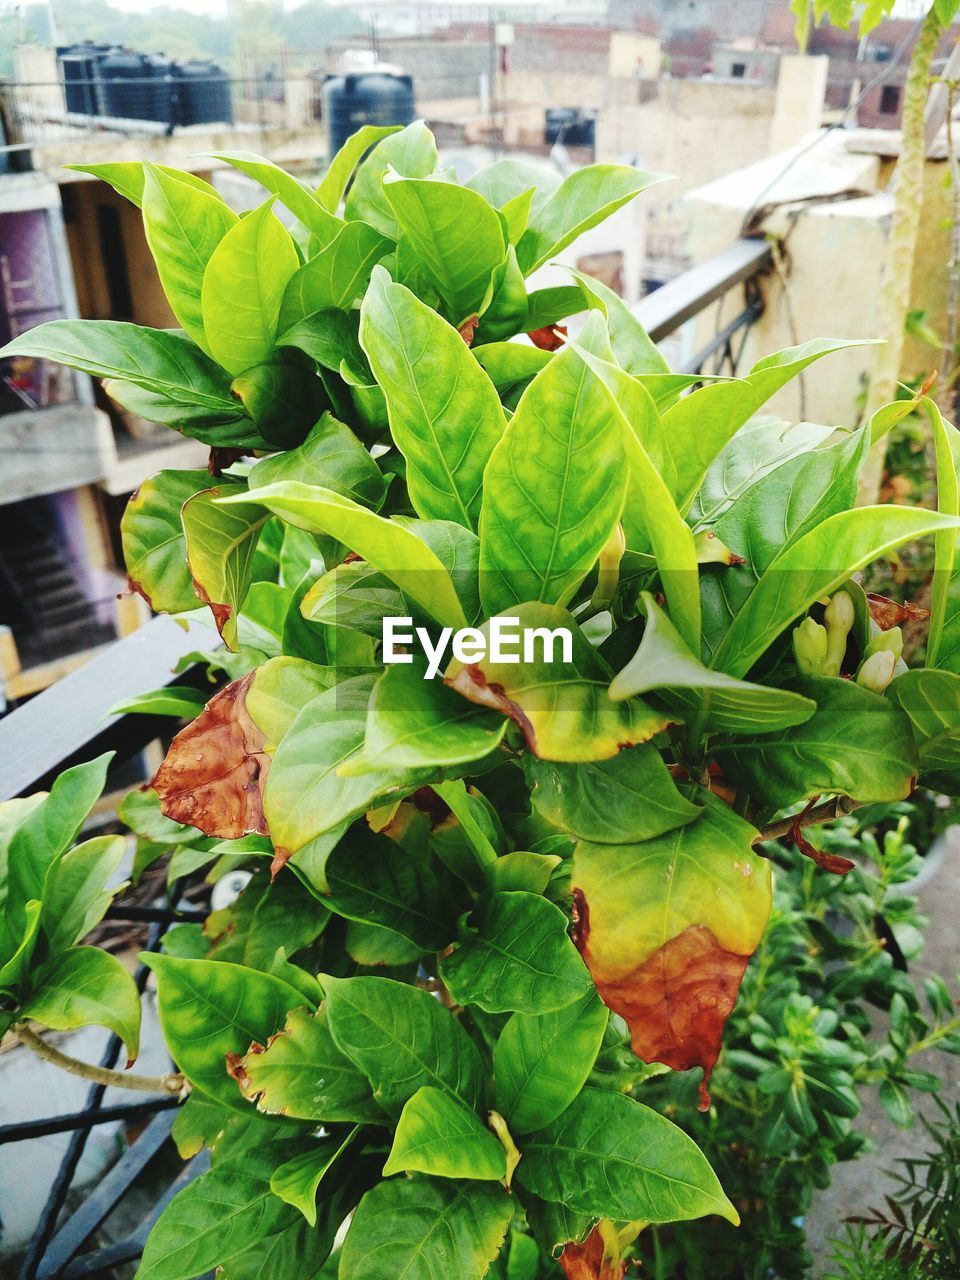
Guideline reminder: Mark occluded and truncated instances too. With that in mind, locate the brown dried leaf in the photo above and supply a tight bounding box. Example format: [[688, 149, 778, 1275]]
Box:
[[528, 323, 567, 351], [866, 592, 930, 630], [560, 1225, 626, 1280]]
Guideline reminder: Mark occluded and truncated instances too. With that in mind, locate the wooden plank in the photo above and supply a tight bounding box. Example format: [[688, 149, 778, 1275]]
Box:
[[0, 614, 218, 801], [633, 238, 773, 343]]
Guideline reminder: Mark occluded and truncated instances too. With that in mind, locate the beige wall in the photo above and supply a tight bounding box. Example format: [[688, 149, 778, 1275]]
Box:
[[609, 32, 662, 80]]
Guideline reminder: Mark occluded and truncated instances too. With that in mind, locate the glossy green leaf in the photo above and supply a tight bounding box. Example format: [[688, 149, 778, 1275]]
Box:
[[121, 469, 210, 613], [349, 661, 507, 773], [201, 200, 298, 376], [516, 1087, 738, 1224], [324, 823, 465, 949], [440, 891, 593, 1014], [473, 342, 552, 398], [344, 121, 439, 238], [384, 176, 507, 323], [517, 165, 665, 275], [611, 593, 817, 733], [716, 675, 919, 807], [340, 1176, 513, 1280], [65, 161, 219, 207], [360, 267, 506, 529], [109, 686, 209, 719], [924, 397, 960, 666], [142, 163, 238, 351], [244, 655, 337, 752], [494, 989, 608, 1134], [322, 973, 485, 1117], [466, 158, 561, 214], [570, 267, 668, 375], [209, 149, 342, 245], [237, 1005, 384, 1122], [181, 484, 270, 649], [227, 482, 468, 629], [446, 603, 669, 762], [383, 1085, 507, 1180], [0, 900, 41, 996], [479, 317, 628, 615], [317, 124, 402, 210], [280, 221, 392, 326], [270, 1128, 360, 1226], [300, 560, 403, 636], [711, 506, 960, 677], [661, 338, 876, 514], [142, 954, 304, 1108], [24, 946, 141, 1061], [248, 412, 385, 509], [888, 669, 960, 795], [40, 834, 127, 952], [525, 742, 702, 843], [484, 851, 561, 896], [475, 247, 529, 343]]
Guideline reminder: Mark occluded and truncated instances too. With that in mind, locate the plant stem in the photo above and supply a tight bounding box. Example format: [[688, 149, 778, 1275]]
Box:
[[858, 4, 944, 503], [14, 1024, 184, 1095], [754, 796, 861, 843], [940, 78, 960, 408]]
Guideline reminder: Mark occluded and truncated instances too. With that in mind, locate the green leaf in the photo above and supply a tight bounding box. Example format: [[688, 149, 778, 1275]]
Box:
[[64, 161, 219, 207], [494, 989, 608, 1134], [109, 686, 209, 718], [383, 1085, 507, 1180], [359, 267, 506, 529], [711, 506, 960, 677], [0, 322, 247, 437], [440, 891, 593, 1015], [516, 1087, 738, 1224], [479, 319, 628, 616], [324, 823, 465, 949], [344, 121, 439, 238], [340, 1177, 513, 1280], [301, 560, 403, 636], [570, 332, 701, 650], [517, 165, 665, 275], [280, 221, 392, 326], [476, 247, 529, 344], [270, 1128, 360, 1226], [244, 655, 338, 751], [201, 200, 299, 376], [237, 1005, 384, 1122], [716, 675, 919, 808], [4, 754, 111, 951], [924, 397, 960, 666], [446, 603, 669, 762], [24, 946, 141, 1061], [466, 158, 561, 215], [40, 834, 127, 952], [611, 593, 817, 733], [524, 285, 584, 334], [661, 338, 877, 514], [121, 469, 211, 613], [208, 150, 342, 245], [181, 484, 270, 649], [888, 669, 960, 795], [349, 661, 507, 773], [316, 124, 402, 210], [384, 176, 507, 323], [263, 675, 441, 891], [485, 852, 561, 896], [142, 163, 238, 351], [249, 412, 386, 510], [228, 482, 468, 629], [0, 900, 41, 996], [141, 954, 304, 1108], [570, 267, 668, 375], [525, 742, 702, 843], [322, 973, 485, 1117]]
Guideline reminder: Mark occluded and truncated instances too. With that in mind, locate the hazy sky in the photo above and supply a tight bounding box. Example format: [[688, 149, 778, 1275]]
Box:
[[1, 0, 934, 16]]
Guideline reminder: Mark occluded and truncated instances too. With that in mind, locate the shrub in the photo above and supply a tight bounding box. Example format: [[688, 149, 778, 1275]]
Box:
[[2, 122, 960, 1279]]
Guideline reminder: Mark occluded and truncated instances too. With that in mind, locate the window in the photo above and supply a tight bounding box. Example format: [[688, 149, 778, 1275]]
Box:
[[732, 62, 746, 78], [880, 84, 901, 115]]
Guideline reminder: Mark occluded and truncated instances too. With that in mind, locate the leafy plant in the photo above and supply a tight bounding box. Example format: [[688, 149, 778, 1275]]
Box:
[[3, 121, 960, 1279]]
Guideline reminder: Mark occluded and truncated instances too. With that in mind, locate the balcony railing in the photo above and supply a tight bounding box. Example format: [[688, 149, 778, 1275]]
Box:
[[0, 235, 773, 1278]]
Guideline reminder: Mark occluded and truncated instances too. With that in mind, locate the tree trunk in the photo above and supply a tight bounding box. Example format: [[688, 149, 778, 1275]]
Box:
[[858, 5, 943, 504]]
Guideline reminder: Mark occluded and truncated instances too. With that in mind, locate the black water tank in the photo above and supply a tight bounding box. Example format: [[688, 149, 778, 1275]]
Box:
[[545, 108, 595, 147], [97, 50, 174, 124], [58, 42, 110, 114], [322, 71, 415, 156], [174, 59, 233, 126]]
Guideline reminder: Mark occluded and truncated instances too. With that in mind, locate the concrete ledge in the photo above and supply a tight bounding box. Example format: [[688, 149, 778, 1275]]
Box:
[[0, 404, 116, 505]]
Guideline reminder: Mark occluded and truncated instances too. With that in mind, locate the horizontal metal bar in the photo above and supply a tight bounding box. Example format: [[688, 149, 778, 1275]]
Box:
[[59, 1154, 212, 1280], [35, 1110, 179, 1279], [634, 237, 773, 343], [0, 614, 219, 801], [103, 905, 207, 924], [0, 1097, 178, 1145]]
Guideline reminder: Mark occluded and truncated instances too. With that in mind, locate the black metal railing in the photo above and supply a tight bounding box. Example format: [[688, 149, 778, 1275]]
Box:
[[0, 237, 773, 1276]]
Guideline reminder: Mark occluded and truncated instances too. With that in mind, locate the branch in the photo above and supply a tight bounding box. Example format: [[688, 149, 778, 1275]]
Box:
[[754, 795, 861, 843], [14, 1024, 184, 1095]]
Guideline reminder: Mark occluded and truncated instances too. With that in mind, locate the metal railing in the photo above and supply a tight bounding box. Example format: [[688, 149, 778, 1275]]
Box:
[[0, 235, 774, 1276]]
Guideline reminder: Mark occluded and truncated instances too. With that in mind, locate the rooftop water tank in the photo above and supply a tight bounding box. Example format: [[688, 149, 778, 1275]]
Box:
[[58, 43, 111, 115], [321, 70, 415, 157], [97, 50, 174, 125], [174, 59, 233, 126]]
